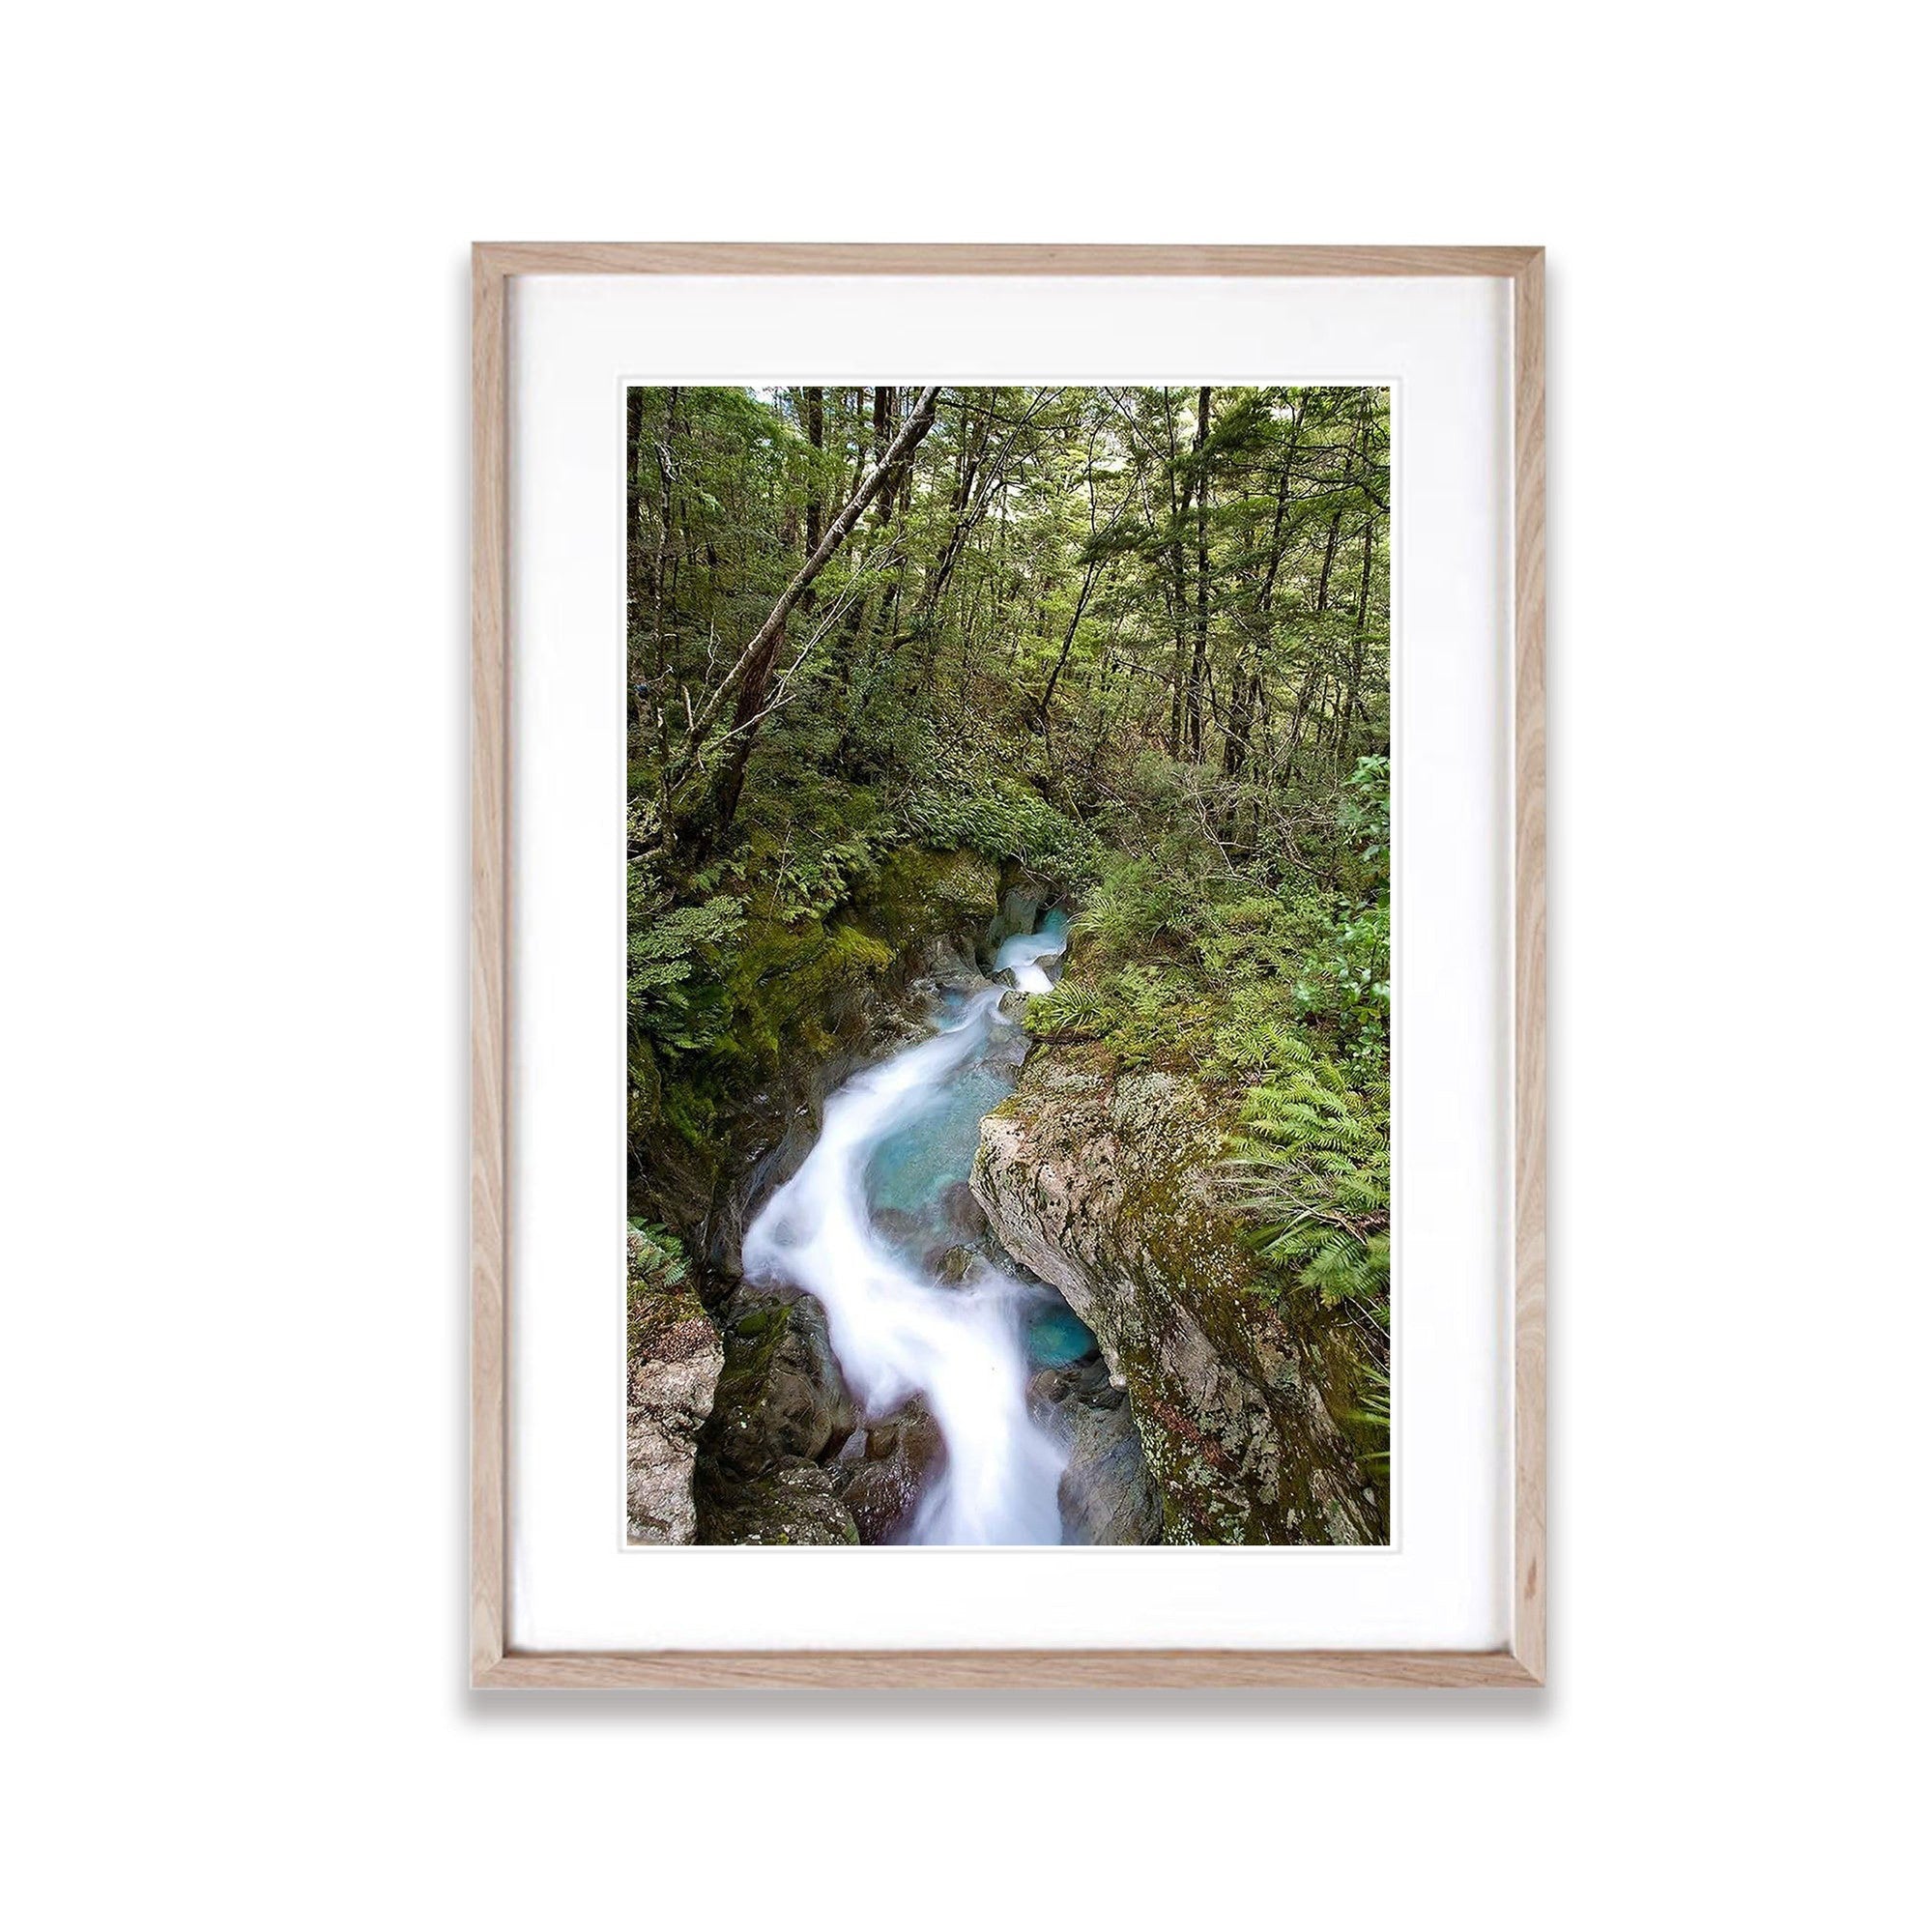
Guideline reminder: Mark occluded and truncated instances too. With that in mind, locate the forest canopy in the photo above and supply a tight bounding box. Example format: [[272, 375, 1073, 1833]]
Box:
[[626, 383, 1392, 1368]]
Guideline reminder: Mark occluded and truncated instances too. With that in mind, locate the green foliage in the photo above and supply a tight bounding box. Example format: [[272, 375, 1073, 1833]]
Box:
[[768, 832, 883, 922], [628, 894, 747, 999], [1339, 754, 1391, 872], [1342, 1358, 1391, 1471], [900, 781, 1100, 881], [625, 1221, 689, 1302], [627, 890, 746, 1053], [1072, 847, 1199, 955], [1227, 1032, 1390, 1330], [623, 383, 1393, 1332], [896, 726, 1104, 881], [1023, 977, 1114, 1042]]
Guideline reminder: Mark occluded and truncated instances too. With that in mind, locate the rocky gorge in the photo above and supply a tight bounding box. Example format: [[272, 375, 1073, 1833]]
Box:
[[972, 1052, 1383, 1544], [626, 862, 1380, 1546]]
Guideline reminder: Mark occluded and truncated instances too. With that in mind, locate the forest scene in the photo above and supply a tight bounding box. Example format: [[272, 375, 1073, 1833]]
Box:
[[625, 383, 1391, 1546]]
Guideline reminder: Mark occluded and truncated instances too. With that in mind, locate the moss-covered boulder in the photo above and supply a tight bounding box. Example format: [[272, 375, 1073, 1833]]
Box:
[[858, 848, 1004, 964], [697, 1462, 860, 1545], [695, 1285, 863, 1543], [701, 1286, 857, 1474], [972, 1050, 1382, 1544]]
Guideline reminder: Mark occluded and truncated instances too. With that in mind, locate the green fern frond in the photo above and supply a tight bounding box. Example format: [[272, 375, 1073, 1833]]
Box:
[[1224, 1041, 1389, 1323]]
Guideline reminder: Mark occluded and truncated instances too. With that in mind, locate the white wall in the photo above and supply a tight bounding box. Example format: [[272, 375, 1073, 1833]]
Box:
[[3, 5, 1922, 1925]]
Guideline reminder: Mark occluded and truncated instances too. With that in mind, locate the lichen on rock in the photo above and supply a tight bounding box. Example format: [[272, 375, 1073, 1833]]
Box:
[[625, 1226, 725, 1543], [972, 1046, 1384, 1544]]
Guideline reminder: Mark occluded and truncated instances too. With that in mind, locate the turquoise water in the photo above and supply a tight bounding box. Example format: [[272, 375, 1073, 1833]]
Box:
[[864, 1062, 1011, 1217], [854, 909, 1098, 1380], [1026, 1302, 1098, 1368], [745, 919, 1092, 1543]]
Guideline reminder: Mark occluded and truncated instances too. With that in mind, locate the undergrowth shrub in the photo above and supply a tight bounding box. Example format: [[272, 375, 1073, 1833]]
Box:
[[1226, 1031, 1390, 1334]]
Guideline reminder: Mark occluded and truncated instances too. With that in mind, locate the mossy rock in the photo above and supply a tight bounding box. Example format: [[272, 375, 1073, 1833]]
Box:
[[971, 1050, 1386, 1544], [856, 847, 1002, 950], [700, 1287, 857, 1481], [697, 1462, 859, 1545]]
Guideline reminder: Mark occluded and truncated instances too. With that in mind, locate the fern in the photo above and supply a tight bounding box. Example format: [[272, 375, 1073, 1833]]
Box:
[[1226, 1030, 1389, 1326], [625, 1221, 689, 1302], [895, 723, 1102, 881], [1342, 1358, 1391, 1470], [1024, 979, 1115, 1041]]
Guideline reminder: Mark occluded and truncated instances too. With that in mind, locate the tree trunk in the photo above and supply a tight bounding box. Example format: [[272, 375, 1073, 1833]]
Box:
[[1039, 424, 1128, 762], [1315, 510, 1342, 614], [1285, 657, 1323, 778], [626, 388, 649, 759], [1162, 389, 1196, 757], [797, 386, 824, 622], [1254, 393, 1307, 618], [689, 385, 941, 847], [912, 401, 989, 629], [871, 386, 907, 528], [1336, 514, 1376, 775], [1186, 385, 1212, 760], [649, 389, 678, 832], [1222, 654, 1259, 784], [1039, 556, 1100, 765], [707, 620, 785, 837]]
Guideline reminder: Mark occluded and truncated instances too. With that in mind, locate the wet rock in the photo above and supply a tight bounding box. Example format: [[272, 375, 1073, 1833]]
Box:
[[625, 1227, 724, 1544], [1026, 1363, 1077, 1420], [832, 1398, 947, 1543], [869, 1204, 922, 1252], [919, 931, 994, 993], [984, 882, 1048, 957], [1022, 1351, 1159, 1543], [1028, 1352, 1113, 1416], [933, 1244, 976, 1284], [937, 1180, 989, 1243], [700, 1285, 857, 1483], [1079, 1355, 1119, 1401], [1059, 1399, 1164, 1544], [693, 1285, 867, 1546]]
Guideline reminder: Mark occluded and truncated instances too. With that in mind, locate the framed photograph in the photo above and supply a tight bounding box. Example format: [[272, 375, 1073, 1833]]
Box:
[[473, 245, 1544, 1687]]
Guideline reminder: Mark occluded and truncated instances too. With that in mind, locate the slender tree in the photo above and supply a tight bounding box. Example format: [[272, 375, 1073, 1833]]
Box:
[[695, 386, 941, 843]]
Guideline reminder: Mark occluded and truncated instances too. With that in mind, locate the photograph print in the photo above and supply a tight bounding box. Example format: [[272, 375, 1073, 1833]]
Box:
[[625, 383, 1390, 1546]]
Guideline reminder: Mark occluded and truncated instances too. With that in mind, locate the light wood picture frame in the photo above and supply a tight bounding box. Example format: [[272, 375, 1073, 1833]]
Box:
[[472, 244, 1545, 1688]]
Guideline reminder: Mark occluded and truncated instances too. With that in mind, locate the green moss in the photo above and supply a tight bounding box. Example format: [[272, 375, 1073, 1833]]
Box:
[[993, 1046, 1388, 1543], [712, 1298, 793, 1406], [632, 837, 1002, 1228], [711, 915, 891, 1075], [856, 846, 1001, 947]]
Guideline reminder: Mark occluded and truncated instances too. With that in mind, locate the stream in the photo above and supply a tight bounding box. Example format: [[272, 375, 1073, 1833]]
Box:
[[740, 910, 1097, 1543]]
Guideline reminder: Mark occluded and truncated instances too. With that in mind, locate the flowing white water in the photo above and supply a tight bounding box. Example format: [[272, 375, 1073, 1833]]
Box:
[[741, 917, 1074, 1543], [993, 908, 1069, 994]]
